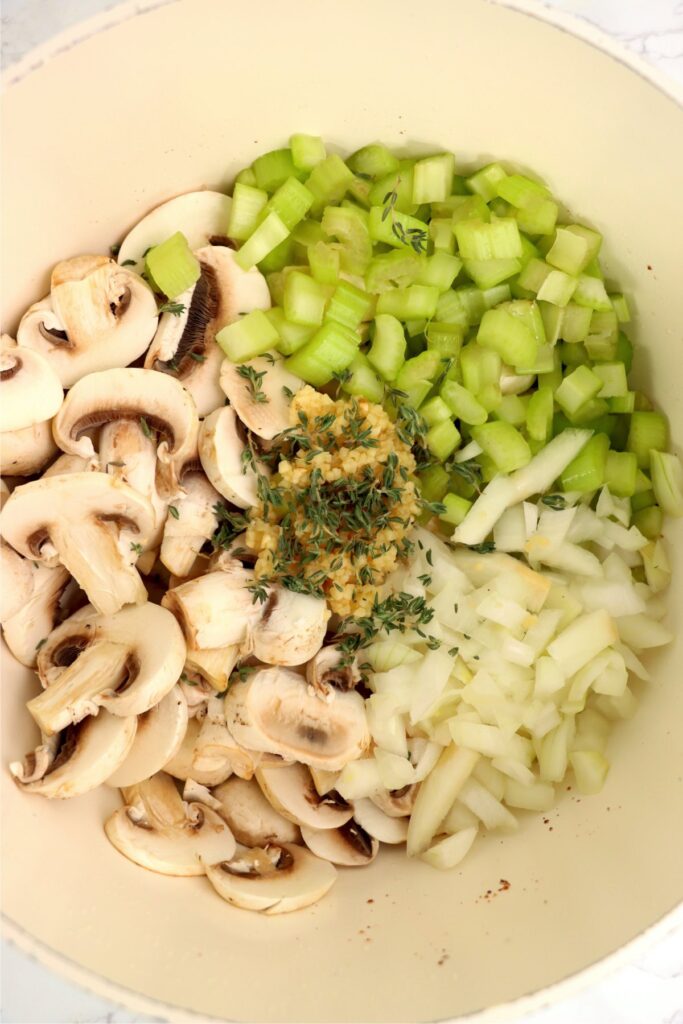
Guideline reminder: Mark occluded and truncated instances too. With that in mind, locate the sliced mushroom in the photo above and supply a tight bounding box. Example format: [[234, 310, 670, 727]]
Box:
[[179, 672, 215, 717], [192, 696, 256, 780], [43, 453, 100, 477], [0, 541, 33, 623], [9, 731, 60, 784], [255, 761, 352, 830], [105, 771, 236, 875], [10, 712, 137, 798], [29, 602, 186, 735], [212, 776, 301, 846], [352, 798, 409, 844], [163, 716, 233, 787], [370, 785, 418, 818], [116, 191, 233, 272], [300, 820, 379, 867], [106, 685, 189, 788], [0, 472, 155, 615], [1, 564, 76, 668], [306, 645, 361, 697], [99, 419, 169, 550], [198, 405, 267, 508], [185, 646, 240, 691], [17, 256, 158, 387], [0, 420, 58, 476], [219, 355, 303, 441], [251, 588, 329, 667], [225, 667, 370, 771], [309, 766, 340, 796], [146, 245, 270, 416], [162, 565, 261, 650], [160, 461, 220, 577], [52, 367, 199, 494], [0, 343, 63, 433], [205, 842, 336, 914]]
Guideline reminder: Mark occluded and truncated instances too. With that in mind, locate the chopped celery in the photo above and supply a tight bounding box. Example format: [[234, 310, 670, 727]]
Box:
[[420, 465, 450, 502], [145, 232, 200, 299], [257, 235, 295, 274], [376, 284, 439, 320], [464, 258, 521, 289], [447, 194, 490, 223], [417, 252, 462, 290], [536, 269, 577, 307], [228, 183, 268, 241], [461, 344, 501, 396], [284, 321, 359, 385], [454, 218, 523, 260], [368, 162, 415, 212], [326, 280, 372, 329], [560, 303, 593, 343], [559, 342, 589, 368], [631, 487, 654, 512], [650, 450, 683, 516], [539, 302, 564, 346], [440, 380, 487, 426], [365, 249, 423, 293], [546, 224, 602, 275], [306, 155, 354, 212], [290, 134, 326, 171], [515, 195, 558, 236], [348, 176, 373, 208], [559, 433, 610, 492], [235, 167, 257, 187], [253, 149, 303, 192], [496, 173, 549, 206], [396, 379, 432, 409], [321, 204, 372, 274], [608, 392, 636, 414], [420, 396, 453, 427], [572, 274, 612, 312], [633, 505, 663, 539], [477, 307, 538, 368], [265, 308, 315, 356], [368, 206, 430, 251], [341, 353, 384, 403], [283, 271, 328, 326], [593, 361, 627, 398], [308, 241, 341, 284], [472, 421, 531, 472], [466, 162, 507, 202], [517, 258, 552, 294], [434, 290, 470, 327], [426, 419, 461, 460], [234, 212, 290, 271], [494, 394, 528, 427], [292, 219, 326, 248], [555, 365, 603, 417], [216, 309, 279, 362], [429, 218, 456, 253], [412, 153, 456, 204], [395, 350, 442, 387], [526, 386, 554, 442], [627, 411, 669, 468], [605, 450, 638, 498], [440, 492, 473, 526], [347, 144, 399, 179], [610, 293, 631, 323], [426, 322, 465, 359], [265, 177, 314, 230]]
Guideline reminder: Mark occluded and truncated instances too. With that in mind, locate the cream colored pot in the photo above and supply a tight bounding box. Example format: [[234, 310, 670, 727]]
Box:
[[1, 1, 682, 1021]]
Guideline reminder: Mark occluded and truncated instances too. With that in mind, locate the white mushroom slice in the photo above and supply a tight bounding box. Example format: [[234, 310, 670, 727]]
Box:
[[352, 798, 409, 844], [212, 777, 300, 846], [160, 464, 220, 577], [10, 712, 137, 798], [9, 732, 60, 784], [205, 842, 336, 914], [99, 419, 169, 549], [182, 778, 224, 810], [306, 646, 361, 697], [300, 821, 379, 867], [43, 453, 99, 477], [179, 672, 214, 717], [207, 535, 257, 571], [310, 767, 340, 796], [192, 696, 251, 779], [251, 588, 329, 667], [30, 602, 186, 734], [370, 785, 418, 818], [225, 667, 370, 772], [0, 473, 155, 615], [500, 366, 535, 396], [106, 685, 189, 788], [198, 405, 267, 508], [163, 717, 233, 787], [146, 245, 270, 417], [105, 771, 236, 875], [185, 646, 239, 691], [0, 542, 33, 623], [255, 762, 352, 830], [219, 355, 303, 440], [1, 564, 73, 668], [0, 420, 57, 476], [0, 478, 9, 506], [52, 367, 199, 493], [116, 191, 233, 272], [0, 344, 63, 432], [17, 256, 158, 387], [162, 565, 261, 650]]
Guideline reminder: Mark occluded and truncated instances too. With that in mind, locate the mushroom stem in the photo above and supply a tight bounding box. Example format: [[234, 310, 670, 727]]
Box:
[[50, 518, 147, 615]]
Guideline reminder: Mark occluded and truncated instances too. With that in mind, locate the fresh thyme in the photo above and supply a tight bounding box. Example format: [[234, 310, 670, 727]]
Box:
[[139, 416, 153, 439], [469, 540, 495, 553], [541, 494, 567, 510], [158, 301, 186, 316], [449, 459, 483, 493], [333, 591, 436, 658], [237, 364, 269, 404], [168, 505, 180, 520], [381, 179, 427, 253], [130, 542, 144, 555], [121, 258, 137, 267], [211, 503, 250, 550]]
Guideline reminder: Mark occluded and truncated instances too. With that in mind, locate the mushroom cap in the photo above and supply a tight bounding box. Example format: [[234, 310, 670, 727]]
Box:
[[370, 785, 418, 818], [300, 820, 379, 867], [212, 776, 300, 847], [352, 797, 409, 843], [0, 472, 155, 615], [255, 761, 353, 830], [98, 419, 169, 547], [198, 406, 266, 509], [17, 256, 158, 387], [0, 420, 57, 476], [219, 355, 303, 441], [185, 645, 239, 691], [160, 468, 220, 578], [11, 712, 137, 798], [0, 344, 63, 433], [31, 602, 187, 733], [106, 685, 189, 788], [116, 191, 233, 273], [145, 245, 270, 417], [52, 367, 199, 484], [105, 771, 236, 875], [1, 564, 74, 667], [0, 541, 34, 623], [250, 587, 329, 667], [163, 716, 234, 787], [224, 667, 370, 772], [162, 565, 261, 650], [205, 842, 336, 914]]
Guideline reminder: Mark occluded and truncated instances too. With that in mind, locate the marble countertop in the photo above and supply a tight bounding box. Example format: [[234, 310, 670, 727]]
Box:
[[1, 1, 682, 1022]]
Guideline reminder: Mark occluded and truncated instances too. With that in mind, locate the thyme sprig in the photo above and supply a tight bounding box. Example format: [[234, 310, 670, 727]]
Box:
[[237, 363, 269, 404]]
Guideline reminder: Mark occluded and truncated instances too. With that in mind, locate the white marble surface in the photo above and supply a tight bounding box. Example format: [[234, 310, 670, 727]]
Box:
[[1, 1, 683, 1022]]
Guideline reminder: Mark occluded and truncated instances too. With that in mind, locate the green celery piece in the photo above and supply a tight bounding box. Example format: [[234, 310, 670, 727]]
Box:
[[326, 280, 372, 330], [420, 396, 453, 428], [419, 465, 451, 502], [216, 310, 279, 362], [235, 167, 257, 187], [308, 241, 341, 285], [253, 149, 303, 192], [228, 183, 268, 241], [426, 419, 461, 460], [465, 162, 507, 202], [440, 380, 487, 426], [572, 274, 612, 311], [526, 386, 554, 442], [365, 249, 423, 293], [284, 321, 359, 386], [368, 206, 429, 252], [561, 303, 593, 343], [417, 252, 462, 290], [306, 155, 354, 213], [605, 450, 638, 498], [426, 322, 465, 359], [514, 195, 559, 236], [494, 394, 528, 427], [395, 350, 442, 388], [461, 343, 501, 394], [145, 232, 200, 299], [321, 204, 372, 274], [627, 411, 669, 468], [264, 308, 315, 356], [593, 362, 628, 398], [555, 365, 603, 417], [539, 301, 564, 345], [234, 212, 290, 271], [516, 258, 551, 294], [536, 269, 577, 307], [446, 194, 490, 223], [376, 285, 439, 320], [585, 310, 618, 361], [546, 224, 602, 275], [463, 258, 521, 289], [283, 271, 328, 326], [264, 177, 314, 230], [560, 433, 610, 492], [429, 218, 456, 253], [471, 420, 531, 473], [610, 293, 631, 323], [347, 144, 399, 178], [477, 307, 538, 368], [440, 492, 473, 526], [412, 153, 456, 204], [649, 450, 683, 516], [341, 352, 385, 403], [367, 314, 407, 381], [257, 235, 296, 274], [632, 505, 663, 539], [290, 134, 326, 171], [454, 218, 523, 260], [368, 161, 416, 213]]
